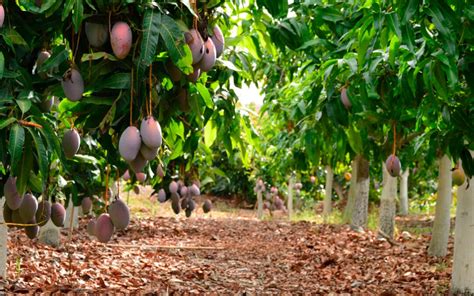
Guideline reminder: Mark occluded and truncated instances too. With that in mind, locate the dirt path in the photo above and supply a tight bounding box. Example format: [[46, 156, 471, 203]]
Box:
[[5, 216, 451, 294]]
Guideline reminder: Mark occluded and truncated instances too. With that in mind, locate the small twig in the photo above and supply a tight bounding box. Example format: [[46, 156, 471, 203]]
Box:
[[107, 244, 224, 250], [72, 25, 82, 64], [178, 115, 192, 128]]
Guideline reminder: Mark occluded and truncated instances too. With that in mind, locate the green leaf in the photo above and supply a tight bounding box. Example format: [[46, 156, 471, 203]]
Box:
[[169, 119, 184, 140], [0, 52, 4, 79], [357, 31, 370, 71], [17, 0, 58, 13], [386, 13, 402, 39], [38, 46, 68, 73], [31, 116, 65, 163], [1, 28, 28, 48], [195, 83, 214, 109], [16, 136, 33, 195], [158, 14, 192, 73], [315, 6, 343, 23], [72, 0, 84, 33], [9, 124, 25, 177], [62, 0, 75, 21], [388, 35, 400, 69], [0, 117, 16, 130], [188, 92, 203, 126], [257, 0, 288, 19], [26, 128, 48, 190], [97, 73, 131, 90], [139, 9, 161, 68], [28, 171, 43, 193], [345, 126, 363, 154], [431, 62, 448, 100], [169, 139, 183, 160], [401, 23, 415, 52], [204, 119, 217, 147], [16, 99, 32, 114], [402, 0, 419, 25], [179, 0, 198, 17]]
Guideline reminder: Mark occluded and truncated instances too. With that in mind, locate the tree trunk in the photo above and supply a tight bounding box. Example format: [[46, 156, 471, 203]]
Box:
[[0, 198, 7, 280], [351, 155, 369, 229], [257, 189, 263, 220], [343, 157, 359, 223], [399, 168, 409, 216], [323, 166, 333, 216], [451, 151, 474, 294], [333, 180, 345, 201], [287, 176, 294, 220], [64, 198, 79, 229], [428, 155, 452, 257], [378, 162, 398, 239]]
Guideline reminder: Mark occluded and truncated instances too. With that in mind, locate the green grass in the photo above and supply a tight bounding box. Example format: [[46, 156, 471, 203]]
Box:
[[291, 208, 343, 224], [290, 207, 379, 232], [367, 209, 379, 232]]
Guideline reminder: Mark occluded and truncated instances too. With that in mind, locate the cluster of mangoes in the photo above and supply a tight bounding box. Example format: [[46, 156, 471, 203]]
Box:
[[61, 20, 132, 102], [119, 116, 162, 175], [3, 177, 66, 239], [85, 192, 130, 244], [155, 180, 212, 217]]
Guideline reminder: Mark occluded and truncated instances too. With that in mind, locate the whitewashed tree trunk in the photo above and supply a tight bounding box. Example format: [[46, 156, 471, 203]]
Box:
[[378, 162, 398, 239], [352, 155, 369, 229], [428, 155, 452, 257], [399, 169, 409, 216], [0, 198, 7, 280], [295, 187, 301, 211], [287, 176, 294, 220], [323, 166, 333, 216], [451, 151, 474, 294], [343, 157, 359, 223], [64, 199, 79, 229], [39, 219, 60, 247], [257, 189, 263, 220]]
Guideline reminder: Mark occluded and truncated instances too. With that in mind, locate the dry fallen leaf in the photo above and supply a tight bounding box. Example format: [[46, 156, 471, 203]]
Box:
[[4, 215, 451, 294]]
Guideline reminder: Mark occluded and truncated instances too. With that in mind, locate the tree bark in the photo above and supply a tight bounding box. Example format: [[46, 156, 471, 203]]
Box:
[[333, 180, 345, 201], [351, 155, 369, 228], [287, 176, 294, 220], [399, 168, 409, 216], [343, 157, 359, 223], [0, 198, 7, 280], [257, 189, 263, 220], [378, 162, 398, 239], [64, 198, 79, 229], [451, 151, 474, 294], [323, 166, 333, 216], [428, 155, 452, 257]]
